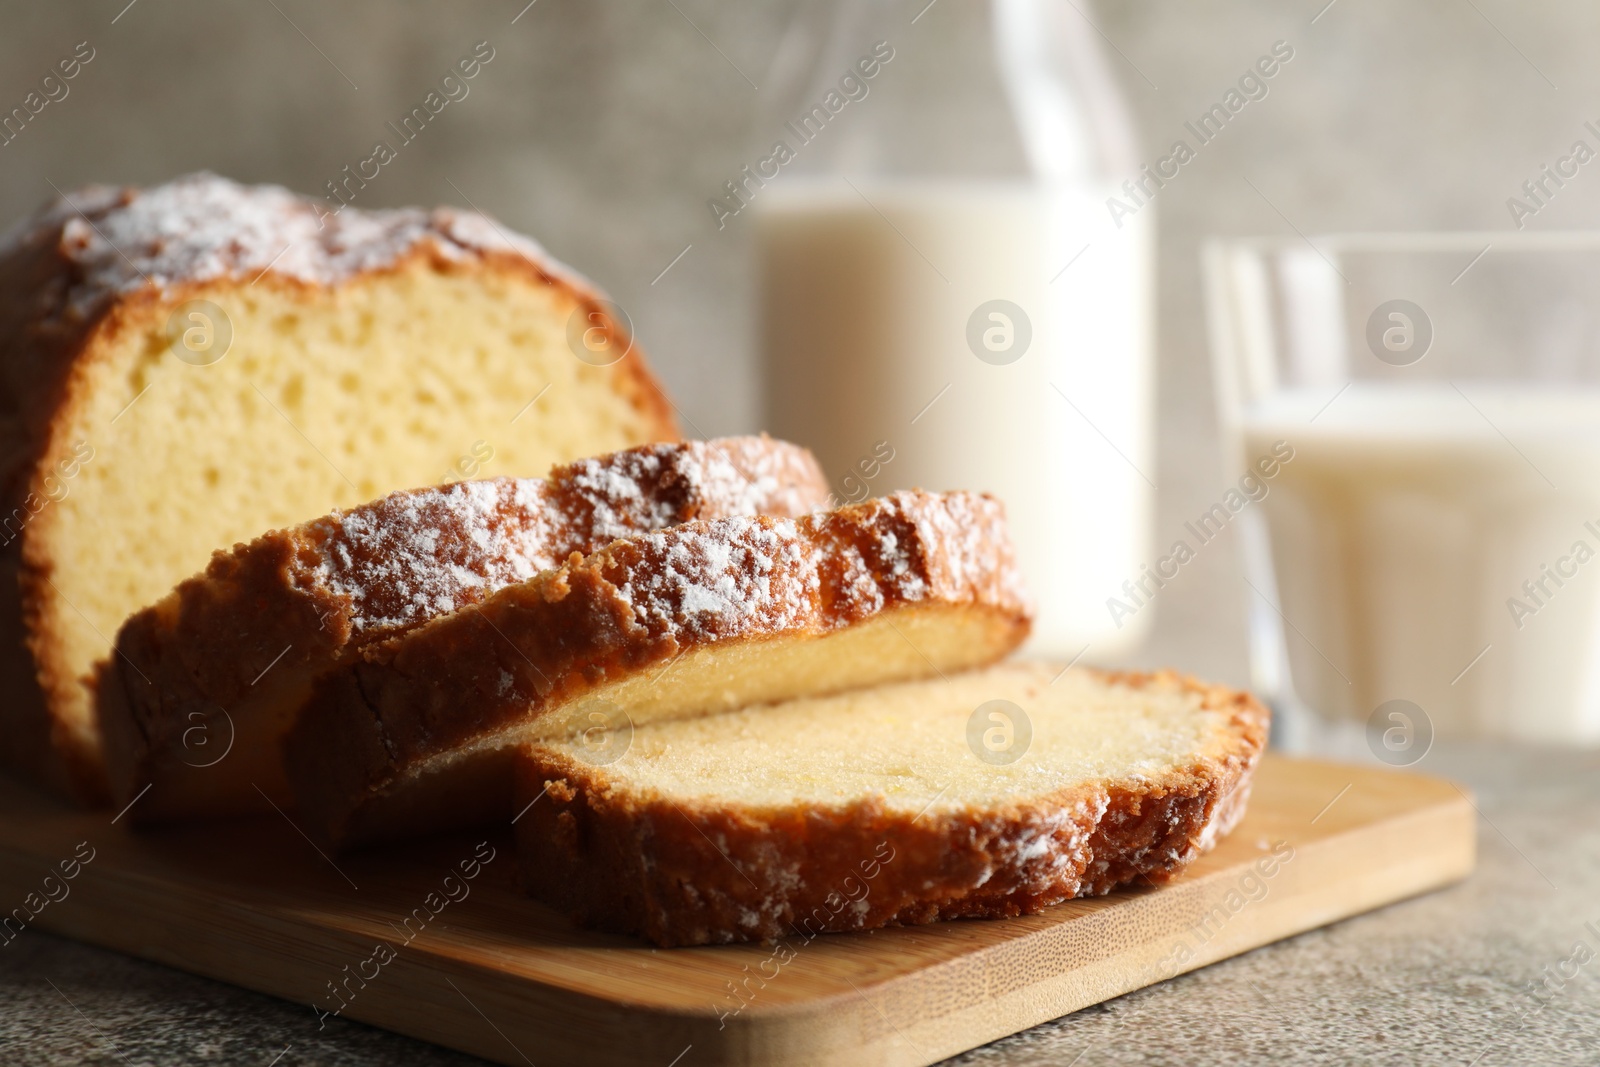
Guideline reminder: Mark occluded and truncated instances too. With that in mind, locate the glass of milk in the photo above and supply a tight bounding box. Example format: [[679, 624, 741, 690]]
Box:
[[752, 0, 1154, 659], [1205, 233, 1600, 747]]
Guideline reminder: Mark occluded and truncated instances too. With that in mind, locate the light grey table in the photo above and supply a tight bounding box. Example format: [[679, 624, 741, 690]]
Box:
[[2, 744, 1596, 1067]]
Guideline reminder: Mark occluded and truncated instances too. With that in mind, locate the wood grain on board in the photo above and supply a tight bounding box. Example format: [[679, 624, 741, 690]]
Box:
[[0, 755, 1476, 1067]]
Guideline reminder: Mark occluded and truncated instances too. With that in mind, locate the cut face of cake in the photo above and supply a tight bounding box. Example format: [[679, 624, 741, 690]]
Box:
[[513, 662, 1269, 946], [97, 436, 830, 822], [284, 489, 1033, 850], [0, 173, 678, 803]]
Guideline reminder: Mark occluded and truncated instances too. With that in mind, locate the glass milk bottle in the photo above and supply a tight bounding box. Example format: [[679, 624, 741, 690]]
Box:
[[752, 0, 1155, 658]]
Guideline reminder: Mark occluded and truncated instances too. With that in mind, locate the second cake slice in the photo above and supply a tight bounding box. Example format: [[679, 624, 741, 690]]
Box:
[[285, 489, 1032, 849], [98, 436, 828, 821]]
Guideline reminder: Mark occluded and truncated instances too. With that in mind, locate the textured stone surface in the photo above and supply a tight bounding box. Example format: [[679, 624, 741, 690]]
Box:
[[948, 742, 1600, 1067], [1, 742, 1595, 1066]]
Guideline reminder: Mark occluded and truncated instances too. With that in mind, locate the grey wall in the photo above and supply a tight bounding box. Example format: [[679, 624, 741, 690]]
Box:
[[2, 0, 1594, 686]]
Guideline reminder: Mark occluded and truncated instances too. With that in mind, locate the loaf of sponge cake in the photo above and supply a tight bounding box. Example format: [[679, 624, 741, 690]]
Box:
[[0, 172, 677, 804]]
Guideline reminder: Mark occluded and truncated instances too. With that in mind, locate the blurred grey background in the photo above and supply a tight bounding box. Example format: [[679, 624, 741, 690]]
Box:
[[2, 0, 1595, 688]]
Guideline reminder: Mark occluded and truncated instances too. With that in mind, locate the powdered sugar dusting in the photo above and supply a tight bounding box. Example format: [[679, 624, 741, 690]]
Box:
[[553, 436, 830, 544], [594, 489, 1029, 645], [313, 478, 556, 634], [310, 437, 832, 638], [3, 172, 580, 316], [607, 518, 819, 641], [561, 449, 681, 543], [671, 436, 832, 522]]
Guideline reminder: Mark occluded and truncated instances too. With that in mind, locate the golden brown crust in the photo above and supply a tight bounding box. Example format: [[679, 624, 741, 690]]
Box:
[[514, 669, 1269, 947], [0, 190, 125, 805], [98, 436, 829, 817], [0, 173, 683, 804], [285, 490, 1033, 849]]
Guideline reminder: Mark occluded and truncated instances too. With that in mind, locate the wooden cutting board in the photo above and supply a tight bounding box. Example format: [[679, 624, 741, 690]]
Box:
[[0, 755, 1473, 1067]]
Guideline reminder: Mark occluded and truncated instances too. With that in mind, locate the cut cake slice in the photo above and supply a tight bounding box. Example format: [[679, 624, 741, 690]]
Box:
[[513, 661, 1269, 946]]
